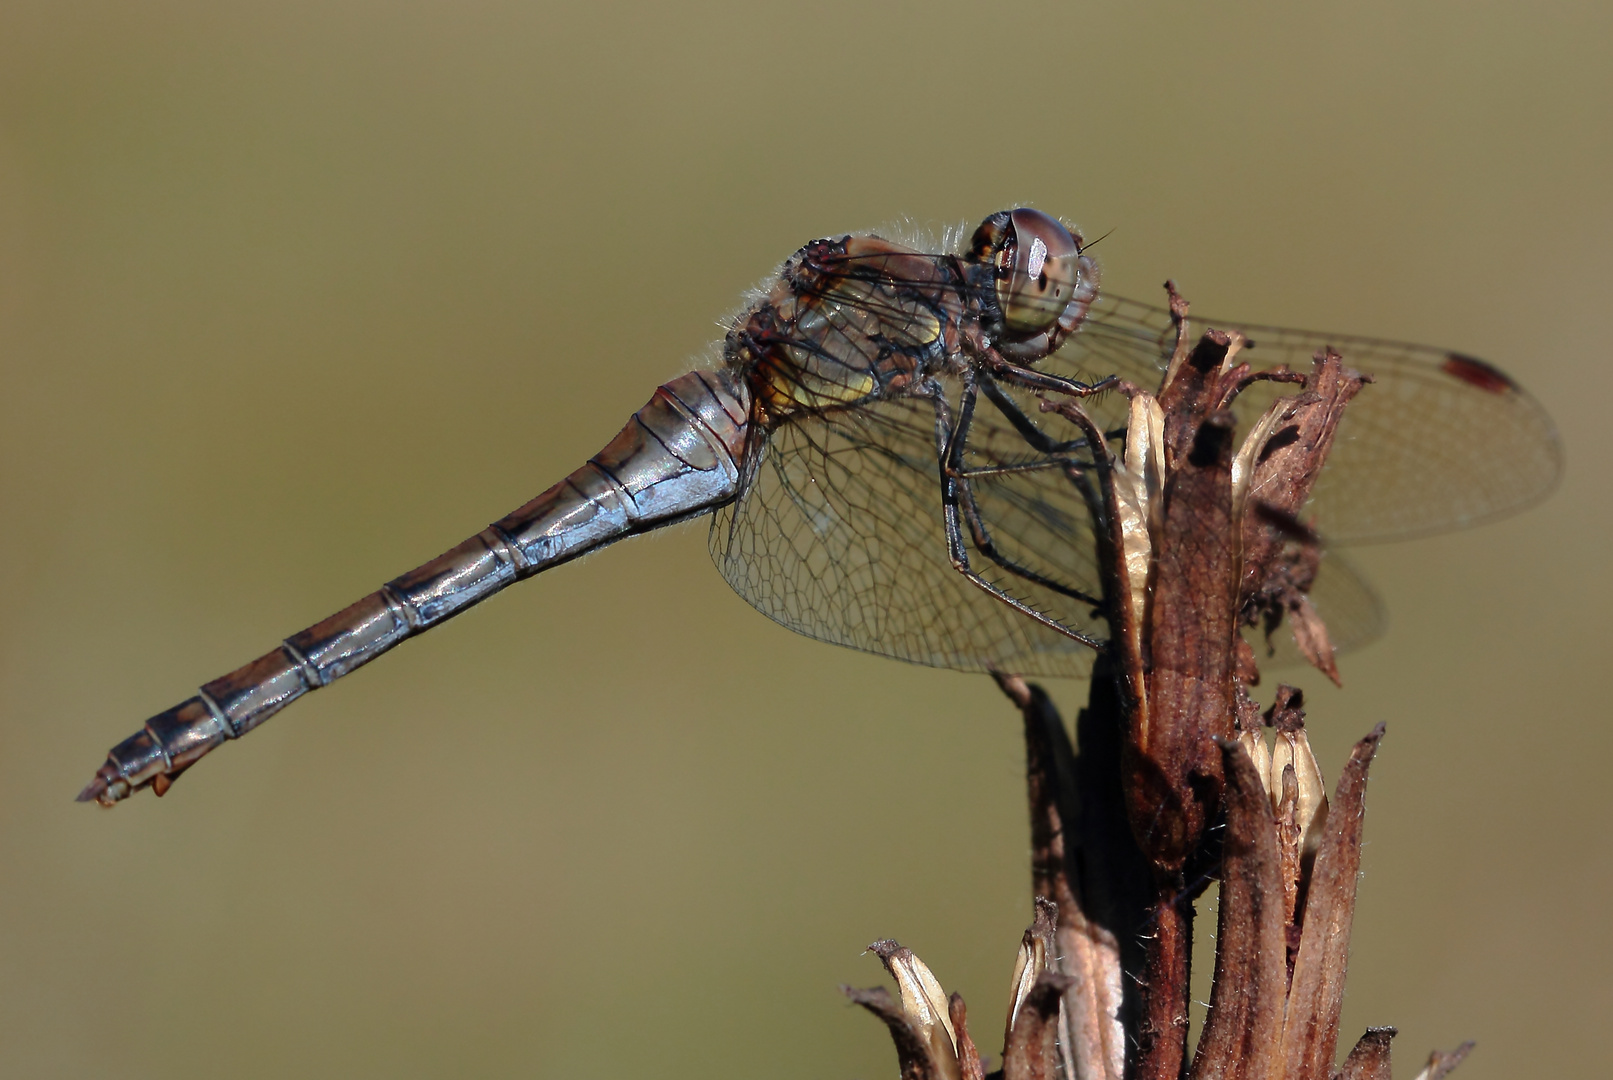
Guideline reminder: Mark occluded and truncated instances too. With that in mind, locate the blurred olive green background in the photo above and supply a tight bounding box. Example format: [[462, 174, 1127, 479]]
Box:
[[2, 2, 1608, 1077]]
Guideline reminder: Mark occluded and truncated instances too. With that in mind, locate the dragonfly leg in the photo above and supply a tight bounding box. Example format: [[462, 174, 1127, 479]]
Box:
[[978, 375, 1097, 457], [951, 476, 1104, 608], [936, 375, 1103, 604], [939, 374, 1105, 606], [928, 383, 1106, 651], [983, 355, 1118, 399]]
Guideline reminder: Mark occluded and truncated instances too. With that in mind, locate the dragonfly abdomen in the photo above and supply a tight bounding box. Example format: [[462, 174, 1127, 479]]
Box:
[[79, 369, 751, 805]]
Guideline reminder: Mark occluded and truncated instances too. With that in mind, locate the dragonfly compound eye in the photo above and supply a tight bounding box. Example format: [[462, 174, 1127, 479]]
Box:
[[995, 208, 1081, 339]]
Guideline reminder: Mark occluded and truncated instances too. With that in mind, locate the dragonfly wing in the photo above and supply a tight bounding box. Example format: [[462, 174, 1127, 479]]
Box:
[[1224, 322, 1562, 543], [709, 387, 1108, 678], [1057, 294, 1564, 544], [710, 280, 1559, 675]]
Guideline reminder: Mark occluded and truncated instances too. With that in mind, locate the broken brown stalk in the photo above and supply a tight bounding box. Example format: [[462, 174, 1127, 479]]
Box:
[[846, 287, 1475, 1080]]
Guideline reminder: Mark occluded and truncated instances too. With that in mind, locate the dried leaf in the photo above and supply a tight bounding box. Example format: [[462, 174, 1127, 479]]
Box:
[[845, 985, 945, 1080], [1115, 393, 1166, 633], [1000, 670, 1135, 1080], [1410, 1041, 1475, 1080], [1267, 689, 1329, 861], [1159, 283, 1194, 391], [1231, 396, 1289, 525], [1334, 1027, 1396, 1080], [1236, 352, 1366, 687], [1237, 351, 1365, 604], [1189, 739, 1286, 1080], [1238, 730, 1273, 803], [1003, 974, 1074, 1080], [1275, 764, 1303, 934], [1285, 591, 1342, 686], [869, 940, 962, 1080], [1270, 724, 1329, 862], [1006, 898, 1059, 1050], [1278, 725, 1385, 1080], [1234, 685, 1272, 798], [950, 993, 985, 1080]]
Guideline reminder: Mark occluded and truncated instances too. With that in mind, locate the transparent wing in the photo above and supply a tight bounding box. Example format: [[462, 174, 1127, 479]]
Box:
[[1215, 319, 1563, 543], [1044, 293, 1565, 543], [707, 272, 1559, 676], [708, 384, 1108, 678]]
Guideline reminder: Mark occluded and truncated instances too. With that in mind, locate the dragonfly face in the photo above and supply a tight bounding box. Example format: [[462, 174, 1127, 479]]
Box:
[[77, 206, 1563, 806], [967, 208, 1091, 353]]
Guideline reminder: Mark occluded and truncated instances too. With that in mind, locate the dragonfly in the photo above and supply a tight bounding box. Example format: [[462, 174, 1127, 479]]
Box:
[[77, 208, 1563, 805]]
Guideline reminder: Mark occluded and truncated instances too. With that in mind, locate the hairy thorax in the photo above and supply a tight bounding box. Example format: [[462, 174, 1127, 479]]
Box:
[[723, 233, 976, 421]]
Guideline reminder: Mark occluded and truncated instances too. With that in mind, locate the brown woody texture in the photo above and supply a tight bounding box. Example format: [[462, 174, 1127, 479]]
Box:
[[855, 302, 1474, 1080]]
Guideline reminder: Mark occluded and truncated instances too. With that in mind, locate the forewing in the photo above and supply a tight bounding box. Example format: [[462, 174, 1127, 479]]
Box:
[[709, 387, 1108, 678], [1027, 296, 1393, 660], [1213, 319, 1563, 542], [708, 259, 1558, 676], [1046, 293, 1563, 543]]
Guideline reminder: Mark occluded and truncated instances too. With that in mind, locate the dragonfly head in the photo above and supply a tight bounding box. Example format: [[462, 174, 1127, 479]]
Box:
[[968, 208, 1096, 361], [968, 210, 1081, 334]]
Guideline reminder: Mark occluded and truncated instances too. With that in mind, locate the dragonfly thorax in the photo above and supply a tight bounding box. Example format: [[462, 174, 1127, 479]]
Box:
[[723, 232, 969, 420]]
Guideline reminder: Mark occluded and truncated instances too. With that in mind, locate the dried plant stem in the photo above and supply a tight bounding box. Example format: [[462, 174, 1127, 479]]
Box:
[[1132, 883, 1194, 1080], [858, 302, 1478, 1080]]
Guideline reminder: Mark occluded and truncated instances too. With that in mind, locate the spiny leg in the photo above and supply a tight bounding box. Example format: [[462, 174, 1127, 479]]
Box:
[[984, 355, 1118, 400], [950, 376, 1106, 605], [978, 374, 1096, 458], [952, 475, 1104, 608], [927, 380, 1106, 650]]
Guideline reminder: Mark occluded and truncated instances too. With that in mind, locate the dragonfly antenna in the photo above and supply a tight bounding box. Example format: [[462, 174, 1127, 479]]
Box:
[[1081, 226, 1117, 252]]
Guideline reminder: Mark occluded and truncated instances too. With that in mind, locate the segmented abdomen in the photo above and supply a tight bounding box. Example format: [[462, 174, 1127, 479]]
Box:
[[80, 369, 751, 805]]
